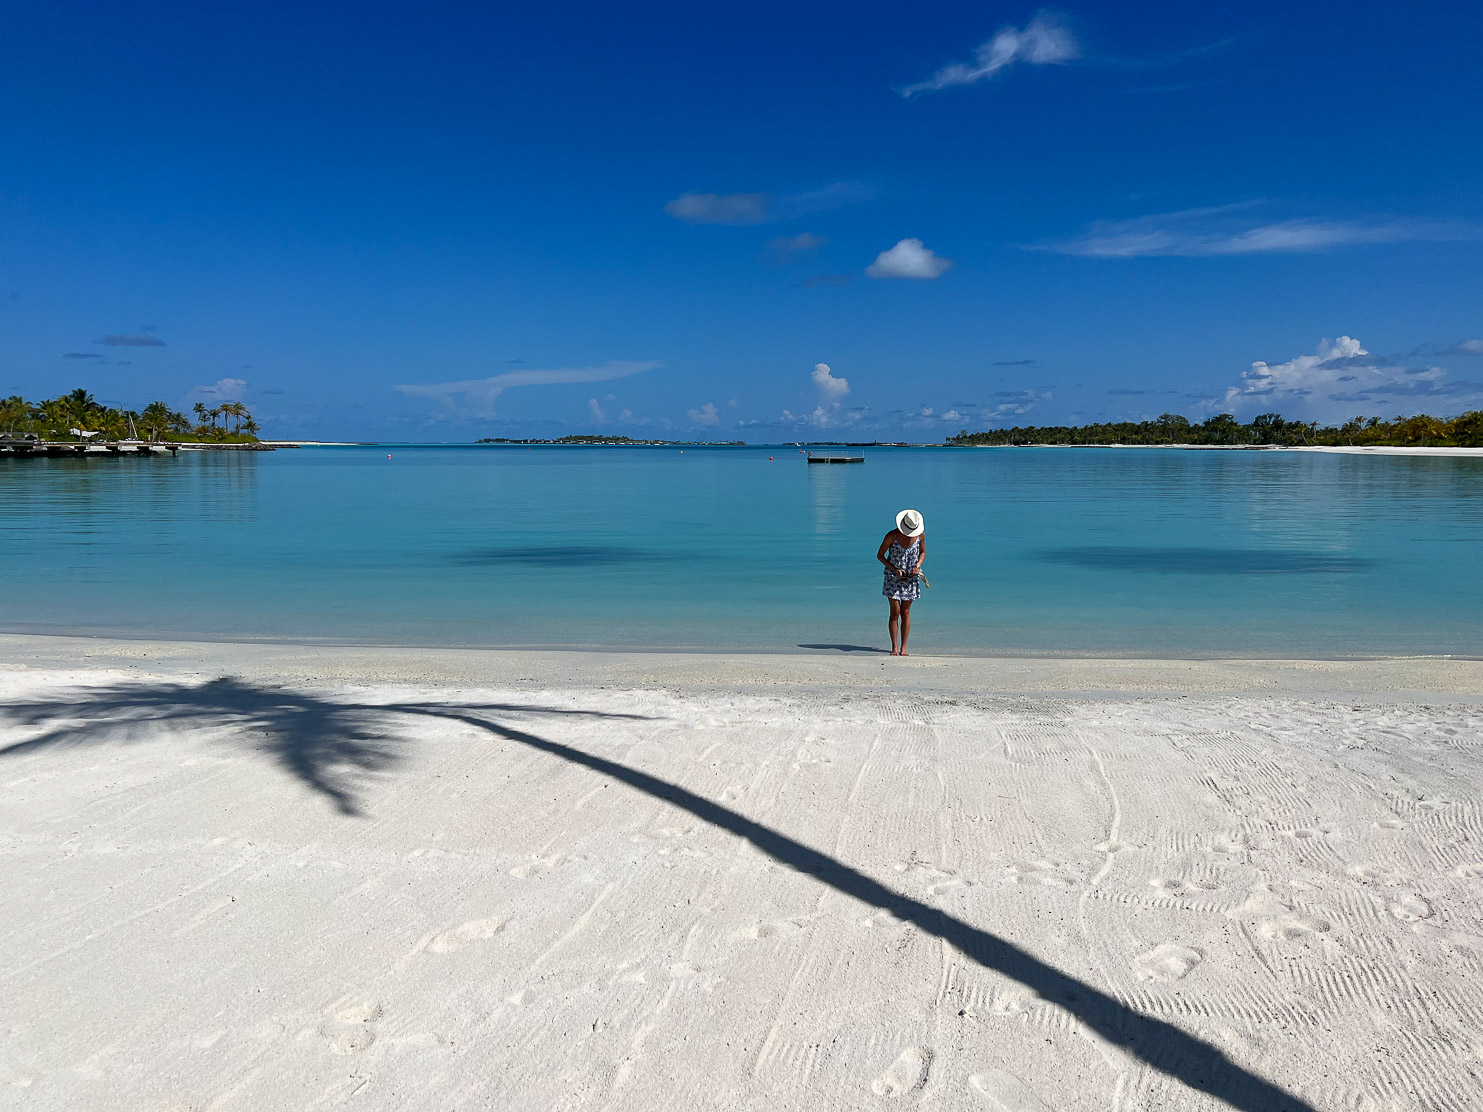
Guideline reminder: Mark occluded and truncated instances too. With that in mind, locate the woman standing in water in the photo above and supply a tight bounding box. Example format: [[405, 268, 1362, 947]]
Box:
[[878, 509, 925, 656]]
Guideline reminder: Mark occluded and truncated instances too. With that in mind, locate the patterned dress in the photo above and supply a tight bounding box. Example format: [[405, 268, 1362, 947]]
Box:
[[882, 539, 922, 601]]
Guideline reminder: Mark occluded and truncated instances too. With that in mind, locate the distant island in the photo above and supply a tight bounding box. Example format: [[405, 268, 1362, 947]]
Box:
[[946, 411, 1483, 448], [477, 435, 745, 446], [1, 388, 263, 445]]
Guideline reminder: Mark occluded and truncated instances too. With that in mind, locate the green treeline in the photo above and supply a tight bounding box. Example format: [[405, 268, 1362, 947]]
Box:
[[0, 388, 262, 443], [946, 411, 1483, 448]]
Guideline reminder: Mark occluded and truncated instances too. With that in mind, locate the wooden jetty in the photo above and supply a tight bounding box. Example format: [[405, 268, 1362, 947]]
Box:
[[805, 450, 865, 464], [0, 438, 180, 458]]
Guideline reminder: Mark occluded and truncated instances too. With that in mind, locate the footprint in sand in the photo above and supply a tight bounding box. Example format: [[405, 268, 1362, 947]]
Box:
[[334, 1000, 383, 1024], [1389, 894, 1433, 921], [1004, 862, 1078, 889], [510, 853, 583, 879], [988, 990, 1042, 1018], [324, 998, 381, 1055], [895, 861, 973, 896], [427, 916, 509, 953], [969, 1069, 1054, 1111], [1211, 832, 1253, 854], [1133, 943, 1204, 982], [1256, 915, 1331, 941], [791, 755, 834, 771], [859, 907, 912, 930], [1376, 818, 1408, 831], [741, 918, 806, 940], [1148, 877, 1208, 895], [871, 1047, 932, 1097]]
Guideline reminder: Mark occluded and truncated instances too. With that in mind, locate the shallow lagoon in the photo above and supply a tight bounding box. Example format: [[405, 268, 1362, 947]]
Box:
[[4, 445, 1480, 655]]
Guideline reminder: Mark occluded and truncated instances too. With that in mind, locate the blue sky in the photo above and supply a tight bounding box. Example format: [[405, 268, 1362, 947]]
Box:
[[2, 0, 1480, 440]]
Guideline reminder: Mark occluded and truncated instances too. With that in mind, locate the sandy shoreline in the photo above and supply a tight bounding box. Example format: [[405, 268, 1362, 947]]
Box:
[[3, 635, 1481, 1110]]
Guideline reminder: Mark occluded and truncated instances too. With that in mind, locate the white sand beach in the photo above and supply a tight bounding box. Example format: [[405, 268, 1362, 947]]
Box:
[[2, 635, 1481, 1111]]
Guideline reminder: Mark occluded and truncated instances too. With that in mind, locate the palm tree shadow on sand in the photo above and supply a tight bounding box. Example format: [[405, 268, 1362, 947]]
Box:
[[0, 678, 1315, 1111], [0, 676, 648, 816]]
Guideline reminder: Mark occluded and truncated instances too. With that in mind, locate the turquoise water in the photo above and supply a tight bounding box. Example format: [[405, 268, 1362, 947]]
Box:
[[3, 445, 1480, 655]]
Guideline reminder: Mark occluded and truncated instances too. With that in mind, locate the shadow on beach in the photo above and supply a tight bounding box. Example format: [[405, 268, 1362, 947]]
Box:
[[0, 677, 1316, 1111], [0, 677, 648, 816]]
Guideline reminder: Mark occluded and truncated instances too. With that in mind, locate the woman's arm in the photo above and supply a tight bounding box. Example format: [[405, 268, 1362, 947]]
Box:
[[877, 532, 896, 568], [914, 535, 926, 573]]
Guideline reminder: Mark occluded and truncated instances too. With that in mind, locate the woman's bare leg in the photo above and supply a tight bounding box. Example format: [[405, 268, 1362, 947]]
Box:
[[899, 600, 912, 655], [888, 598, 902, 655]]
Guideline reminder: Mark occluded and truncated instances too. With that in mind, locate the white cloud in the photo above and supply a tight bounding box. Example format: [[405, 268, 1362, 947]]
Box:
[[867, 238, 953, 279], [189, 377, 248, 402], [902, 12, 1079, 97], [587, 398, 606, 423], [1455, 339, 1483, 355], [664, 192, 772, 225], [811, 362, 850, 402], [397, 361, 659, 418], [687, 402, 720, 427], [1216, 336, 1483, 418], [1039, 205, 1477, 258]]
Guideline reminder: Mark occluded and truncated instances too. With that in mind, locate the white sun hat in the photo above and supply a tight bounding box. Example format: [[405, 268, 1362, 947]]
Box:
[[895, 508, 925, 537]]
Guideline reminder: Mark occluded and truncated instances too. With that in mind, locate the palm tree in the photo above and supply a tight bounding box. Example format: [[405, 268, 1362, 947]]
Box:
[[38, 398, 72, 438], [63, 388, 99, 413], [93, 409, 129, 440], [59, 388, 102, 432], [0, 395, 30, 437], [140, 401, 174, 442], [241, 417, 260, 437], [219, 401, 248, 433]]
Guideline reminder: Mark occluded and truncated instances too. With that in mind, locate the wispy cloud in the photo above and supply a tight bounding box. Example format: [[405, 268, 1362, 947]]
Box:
[[664, 192, 773, 225], [867, 238, 953, 279], [95, 332, 166, 347], [993, 358, 1037, 366], [775, 181, 876, 218], [902, 11, 1078, 97], [1038, 204, 1478, 258], [665, 182, 873, 226], [63, 352, 104, 360], [766, 232, 826, 261], [397, 361, 660, 418], [984, 389, 1051, 419], [1216, 336, 1483, 418]]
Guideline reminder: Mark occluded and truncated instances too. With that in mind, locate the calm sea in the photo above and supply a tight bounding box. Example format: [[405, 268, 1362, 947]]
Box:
[[3, 445, 1480, 656]]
